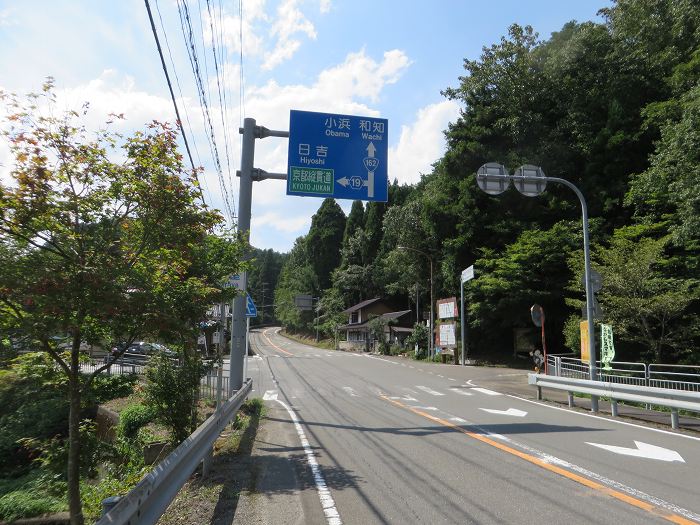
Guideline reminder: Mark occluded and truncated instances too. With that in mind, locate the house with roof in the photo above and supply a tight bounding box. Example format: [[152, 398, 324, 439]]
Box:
[[336, 298, 413, 351]]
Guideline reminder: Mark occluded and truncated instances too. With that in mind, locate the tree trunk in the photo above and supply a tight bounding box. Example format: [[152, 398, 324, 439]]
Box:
[[68, 344, 85, 525]]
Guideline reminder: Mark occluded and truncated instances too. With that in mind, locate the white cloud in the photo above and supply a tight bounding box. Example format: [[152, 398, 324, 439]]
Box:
[[252, 210, 310, 232], [263, 0, 317, 70], [319, 0, 331, 14], [389, 100, 460, 184], [0, 8, 16, 26], [317, 49, 411, 103], [214, 0, 268, 58]]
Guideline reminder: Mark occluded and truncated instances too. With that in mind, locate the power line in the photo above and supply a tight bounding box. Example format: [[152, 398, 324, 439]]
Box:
[[177, 0, 235, 223], [153, 0, 212, 204], [206, 0, 236, 218], [144, 0, 207, 206]]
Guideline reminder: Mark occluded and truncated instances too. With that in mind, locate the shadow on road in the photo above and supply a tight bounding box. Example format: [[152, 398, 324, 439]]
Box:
[[263, 415, 607, 438]]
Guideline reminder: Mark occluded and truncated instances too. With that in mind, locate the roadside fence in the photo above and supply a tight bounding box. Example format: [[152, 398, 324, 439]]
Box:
[[546, 355, 700, 392]]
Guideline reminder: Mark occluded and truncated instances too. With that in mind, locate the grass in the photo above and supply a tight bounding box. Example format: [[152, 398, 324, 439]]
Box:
[[218, 398, 265, 456], [0, 470, 67, 521], [278, 330, 336, 350], [156, 397, 266, 524]]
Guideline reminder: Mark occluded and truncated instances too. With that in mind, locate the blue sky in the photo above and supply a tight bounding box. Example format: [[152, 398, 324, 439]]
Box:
[[0, 0, 608, 252]]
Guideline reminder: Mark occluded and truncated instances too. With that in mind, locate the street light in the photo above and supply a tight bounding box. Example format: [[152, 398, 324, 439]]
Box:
[[476, 163, 599, 412], [398, 246, 434, 359]]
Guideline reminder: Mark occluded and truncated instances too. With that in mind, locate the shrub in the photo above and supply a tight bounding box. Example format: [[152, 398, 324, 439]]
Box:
[[85, 373, 138, 405], [144, 353, 206, 444], [118, 404, 157, 440]]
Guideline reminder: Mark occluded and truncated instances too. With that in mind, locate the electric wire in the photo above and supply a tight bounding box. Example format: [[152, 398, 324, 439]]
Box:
[[206, 0, 236, 219], [176, 0, 235, 223], [153, 0, 212, 205], [143, 0, 207, 206]]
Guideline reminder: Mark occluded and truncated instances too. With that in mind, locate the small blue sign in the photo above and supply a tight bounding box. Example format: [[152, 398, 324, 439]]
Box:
[[287, 110, 388, 202], [245, 294, 258, 318]]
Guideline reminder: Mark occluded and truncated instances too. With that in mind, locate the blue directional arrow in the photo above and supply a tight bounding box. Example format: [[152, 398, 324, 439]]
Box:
[[246, 294, 258, 318]]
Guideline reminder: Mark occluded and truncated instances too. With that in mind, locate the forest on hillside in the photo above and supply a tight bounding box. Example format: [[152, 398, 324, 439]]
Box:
[[267, 0, 700, 364]]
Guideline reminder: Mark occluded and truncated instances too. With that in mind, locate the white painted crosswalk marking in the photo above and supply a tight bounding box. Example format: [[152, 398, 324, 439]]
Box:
[[472, 387, 502, 396], [416, 385, 445, 396], [449, 387, 473, 396]]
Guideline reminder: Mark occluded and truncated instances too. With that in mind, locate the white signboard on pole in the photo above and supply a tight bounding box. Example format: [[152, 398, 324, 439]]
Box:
[[439, 323, 456, 347], [225, 273, 246, 291], [461, 265, 474, 283], [437, 297, 458, 320]]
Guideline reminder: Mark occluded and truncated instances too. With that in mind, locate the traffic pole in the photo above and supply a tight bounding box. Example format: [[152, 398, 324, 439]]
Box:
[[229, 118, 256, 394]]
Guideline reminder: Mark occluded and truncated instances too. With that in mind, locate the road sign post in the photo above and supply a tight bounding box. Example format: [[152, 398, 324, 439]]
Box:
[[460, 265, 474, 366], [287, 110, 388, 202]]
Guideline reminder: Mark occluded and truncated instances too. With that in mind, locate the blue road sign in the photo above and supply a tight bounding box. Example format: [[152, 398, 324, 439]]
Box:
[[287, 110, 388, 202], [245, 294, 258, 318]]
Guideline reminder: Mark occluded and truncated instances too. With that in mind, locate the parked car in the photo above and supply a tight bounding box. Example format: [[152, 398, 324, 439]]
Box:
[[105, 341, 178, 366]]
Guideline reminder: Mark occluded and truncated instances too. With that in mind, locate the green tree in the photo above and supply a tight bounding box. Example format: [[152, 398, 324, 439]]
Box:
[[589, 228, 699, 363], [342, 200, 365, 247], [0, 83, 242, 524], [274, 237, 316, 332], [306, 199, 346, 291], [247, 247, 286, 325]]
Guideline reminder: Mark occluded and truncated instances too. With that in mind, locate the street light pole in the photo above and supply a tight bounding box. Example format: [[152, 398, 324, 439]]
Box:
[[429, 256, 434, 359], [476, 164, 599, 412]]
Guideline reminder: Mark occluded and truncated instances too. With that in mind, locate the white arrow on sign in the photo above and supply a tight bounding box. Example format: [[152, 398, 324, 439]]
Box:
[[337, 177, 349, 187], [262, 390, 278, 401], [366, 142, 377, 158], [479, 408, 527, 417], [586, 440, 685, 462]]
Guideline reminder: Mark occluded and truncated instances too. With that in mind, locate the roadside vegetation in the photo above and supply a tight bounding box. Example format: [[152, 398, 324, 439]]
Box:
[[0, 82, 244, 524]]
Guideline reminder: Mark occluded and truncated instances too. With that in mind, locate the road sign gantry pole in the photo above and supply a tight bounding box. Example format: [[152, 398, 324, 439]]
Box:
[[230, 118, 289, 394]]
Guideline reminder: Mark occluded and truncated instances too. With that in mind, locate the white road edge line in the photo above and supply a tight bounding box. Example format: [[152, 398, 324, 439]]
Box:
[[275, 398, 342, 525], [505, 394, 700, 442]]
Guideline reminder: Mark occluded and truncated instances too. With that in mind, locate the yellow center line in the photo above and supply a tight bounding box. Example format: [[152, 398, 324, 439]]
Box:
[[381, 395, 697, 525], [261, 327, 295, 356]]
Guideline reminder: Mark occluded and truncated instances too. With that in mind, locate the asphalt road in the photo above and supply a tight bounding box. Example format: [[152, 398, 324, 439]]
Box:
[[233, 327, 700, 525]]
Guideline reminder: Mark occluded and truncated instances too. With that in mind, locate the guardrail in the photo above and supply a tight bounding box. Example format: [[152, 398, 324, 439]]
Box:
[[96, 379, 252, 525], [546, 356, 700, 391], [528, 373, 700, 429]]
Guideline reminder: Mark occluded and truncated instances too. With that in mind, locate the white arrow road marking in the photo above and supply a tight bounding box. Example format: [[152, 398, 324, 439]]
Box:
[[416, 385, 445, 396], [342, 386, 359, 397], [586, 441, 685, 462], [479, 408, 527, 417], [262, 390, 278, 401], [471, 387, 502, 396]]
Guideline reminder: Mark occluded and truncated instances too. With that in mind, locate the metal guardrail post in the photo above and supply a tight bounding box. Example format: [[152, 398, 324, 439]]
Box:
[[671, 409, 679, 429], [568, 392, 574, 407], [611, 400, 618, 417], [101, 496, 122, 517], [202, 449, 212, 478]]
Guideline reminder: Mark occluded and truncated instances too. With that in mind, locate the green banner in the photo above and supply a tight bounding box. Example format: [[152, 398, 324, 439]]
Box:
[[289, 167, 334, 195], [600, 323, 615, 370]]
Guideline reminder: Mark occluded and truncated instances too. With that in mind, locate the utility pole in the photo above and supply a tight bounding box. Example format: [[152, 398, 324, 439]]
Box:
[[261, 281, 268, 324], [229, 118, 289, 394]]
